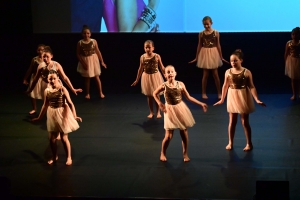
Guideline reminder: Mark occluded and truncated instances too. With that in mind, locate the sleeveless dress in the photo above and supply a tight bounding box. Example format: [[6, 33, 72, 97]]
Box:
[[40, 61, 63, 98], [28, 56, 47, 99], [46, 87, 79, 133], [197, 30, 223, 69], [226, 68, 255, 114], [141, 54, 164, 96], [103, 0, 145, 32], [163, 81, 195, 130], [77, 39, 101, 77], [285, 40, 300, 79]]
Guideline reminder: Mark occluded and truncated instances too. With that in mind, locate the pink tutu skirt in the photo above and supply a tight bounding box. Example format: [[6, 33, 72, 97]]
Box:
[[164, 101, 195, 130], [285, 56, 300, 79], [77, 54, 101, 77], [197, 47, 223, 69], [28, 75, 48, 99], [227, 87, 255, 114], [141, 71, 164, 96], [47, 104, 79, 134]]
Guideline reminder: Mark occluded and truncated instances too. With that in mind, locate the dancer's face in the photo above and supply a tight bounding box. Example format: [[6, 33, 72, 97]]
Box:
[[36, 46, 45, 56], [48, 73, 59, 88], [164, 66, 176, 80], [230, 55, 242, 68], [43, 52, 53, 64], [203, 20, 212, 31], [82, 29, 91, 40], [144, 43, 154, 55]]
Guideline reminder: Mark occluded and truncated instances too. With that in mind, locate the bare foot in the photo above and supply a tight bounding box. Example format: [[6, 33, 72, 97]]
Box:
[[56, 134, 61, 140], [290, 95, 295, 100], [100, 93, 105, 99], [243, 144, 253, 151], [147, 113, 154, 119], [156, 113, 162, 119], [85, 94, 90, 99], [160, 154, 167, 162], [218, 94, 222, 99], [225, 144, 233, 150], [202, 94, 208, 99], [48, 156, 58, 165], [183, 156, 190, 162], [29, 110, 36, 115], [66, 157, 72, 166]]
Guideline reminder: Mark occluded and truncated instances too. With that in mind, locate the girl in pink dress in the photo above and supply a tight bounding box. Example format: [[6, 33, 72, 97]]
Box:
[[214, 49, 266, 151], [27, 46, 82, 96], [189, 16, 228, 99], [32, 70, 82, 166], [131, 40, 165, 118], [77, 25, 107, 99], [23, 44, 46, 114], [153, 65, 208, 162], [284, 27, 300, 100]]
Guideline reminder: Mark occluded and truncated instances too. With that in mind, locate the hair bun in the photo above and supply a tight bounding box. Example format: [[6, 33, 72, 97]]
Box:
[[235, 49, 242, 53]]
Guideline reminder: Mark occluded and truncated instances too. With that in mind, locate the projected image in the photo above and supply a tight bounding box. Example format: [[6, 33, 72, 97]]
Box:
[[32, 0, 299, 33]]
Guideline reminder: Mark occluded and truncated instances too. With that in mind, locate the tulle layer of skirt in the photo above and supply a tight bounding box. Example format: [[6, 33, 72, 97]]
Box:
[[28, 75, 48, 99], [141, 72, 164, 96], [197, 47, 222, 69], [77, 54, 101, 77], [164, 101, 195, 130], [47, 104, 79, 134], [227, 87, 255, 114], [285, 56, 300, 79]]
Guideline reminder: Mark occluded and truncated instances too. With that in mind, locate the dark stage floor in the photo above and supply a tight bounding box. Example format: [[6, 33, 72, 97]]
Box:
[[1, 93, 300, 200]]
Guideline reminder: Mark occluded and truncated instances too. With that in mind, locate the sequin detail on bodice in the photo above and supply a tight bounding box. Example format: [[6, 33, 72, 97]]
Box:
[[79, 40, 95, 56], [228, 68, 248, 89], [164, 82, 182, 105], [32, 56, 43, 75], [47, 88, 66, 108], [288, 40, 300, 58], [41, 62, 57, 83], [202, 30, 217, 48], [143, 54, 158, 74]]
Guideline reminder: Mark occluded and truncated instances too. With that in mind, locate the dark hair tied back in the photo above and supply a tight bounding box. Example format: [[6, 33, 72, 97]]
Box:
[[232, 49, 244, 60], [48, 69, 58, 76], [43, 46, 53, 54], [82, 25, 90, 33]]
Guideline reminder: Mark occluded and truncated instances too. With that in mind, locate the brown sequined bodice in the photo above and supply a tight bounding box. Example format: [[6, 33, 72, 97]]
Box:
[[228, 68, 248, 89], [79, 39, 95, 56], [47, 88, 66, 108], [143, 54, 159, 74], [288, 40, 300, 58], [164, 82, 182, 105], [202, 30, 217, 48]]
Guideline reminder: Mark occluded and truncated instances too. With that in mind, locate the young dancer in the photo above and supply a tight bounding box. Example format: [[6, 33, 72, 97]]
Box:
[[23, 44, 46, 114], [32, 70, 82, 165], [189, 16, 228, 99], [77, 25, 107, 99], [284, 27, 300, 100], [26, 46, 82, 96], [153, 65, 208, 162], [214, 49, 266, 151], [131, 40, 165, 118]]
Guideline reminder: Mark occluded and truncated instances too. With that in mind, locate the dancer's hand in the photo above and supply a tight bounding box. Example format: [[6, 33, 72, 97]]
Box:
[[213, 99, 224, 106], [159, 103, 166, 113], [201, 103, 208, 112], [188, 59, 197, 64], [256, 100, 266, 107], [75, 116, 82, 122]]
